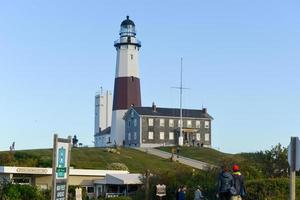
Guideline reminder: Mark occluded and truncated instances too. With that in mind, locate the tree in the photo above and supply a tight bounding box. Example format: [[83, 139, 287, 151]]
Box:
[[262, 143, 289, 177]]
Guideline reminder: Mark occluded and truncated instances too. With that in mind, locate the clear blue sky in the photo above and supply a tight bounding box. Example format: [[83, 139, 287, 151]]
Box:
[[0, 0, 299, 153]]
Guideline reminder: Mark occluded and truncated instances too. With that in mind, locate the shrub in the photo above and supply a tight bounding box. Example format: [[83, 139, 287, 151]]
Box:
[[107, 163, 129, 171], [244, 178, 300, 200], [98, 197, 132, 200], [1, 183, 50, 200]]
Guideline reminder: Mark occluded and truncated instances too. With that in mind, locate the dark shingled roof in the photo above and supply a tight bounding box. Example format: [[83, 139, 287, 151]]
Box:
[[101, 126, 111, 135], [132, 107, 213, 119]]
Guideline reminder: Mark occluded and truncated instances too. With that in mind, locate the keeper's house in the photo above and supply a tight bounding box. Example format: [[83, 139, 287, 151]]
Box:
[[123, 103, 213, 148], [0, 166, 142, 199]]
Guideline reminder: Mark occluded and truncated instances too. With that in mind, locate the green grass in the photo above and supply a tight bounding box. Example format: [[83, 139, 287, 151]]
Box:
[[0, 147, 191, 173], [157, 146, 244, 166]]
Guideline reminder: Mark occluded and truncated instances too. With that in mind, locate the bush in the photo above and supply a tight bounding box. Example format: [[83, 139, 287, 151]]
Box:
[[244, 178, 300, 200], [107, 163, 129, 171], [98, 197, 132, 200], [1, 183, 50, 200]]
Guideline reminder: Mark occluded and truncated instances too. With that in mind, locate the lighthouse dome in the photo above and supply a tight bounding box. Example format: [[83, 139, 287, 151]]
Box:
[[121, 16, 135, 26], [120, 16, 136, 37]]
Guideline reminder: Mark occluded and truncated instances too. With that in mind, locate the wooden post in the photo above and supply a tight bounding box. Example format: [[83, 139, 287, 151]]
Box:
[[145, 169, 150, 200], [51, 134, 58, 200], [290, 137, 296, 200], [66, 136, 72, 200]]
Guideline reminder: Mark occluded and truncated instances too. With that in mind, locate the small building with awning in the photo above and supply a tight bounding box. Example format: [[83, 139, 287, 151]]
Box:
[[0, 166, 142, 198], [94, 173, 142, 198]]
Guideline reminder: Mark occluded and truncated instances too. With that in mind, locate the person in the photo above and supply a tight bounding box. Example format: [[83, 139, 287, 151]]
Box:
[[231, 164, 246, 200], [217, 165, 234, 200], [176, 146, 180, 158], [178, 185, 186, 200], [194, 185, 204, 200]]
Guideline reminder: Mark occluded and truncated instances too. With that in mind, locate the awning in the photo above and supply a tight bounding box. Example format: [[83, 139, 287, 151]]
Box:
[[94, 173, 143, 185]]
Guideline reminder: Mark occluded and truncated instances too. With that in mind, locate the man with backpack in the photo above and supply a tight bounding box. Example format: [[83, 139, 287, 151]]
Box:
[[231, 164, 246, 200], [217, 165, 234, 200]]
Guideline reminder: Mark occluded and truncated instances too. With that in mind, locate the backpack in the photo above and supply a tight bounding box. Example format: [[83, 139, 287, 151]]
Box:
[[229, 186, 237, 196]]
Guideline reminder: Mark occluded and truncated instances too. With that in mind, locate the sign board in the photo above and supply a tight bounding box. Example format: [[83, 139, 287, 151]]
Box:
[[288, 137, 300, 171], [75, 187, 82, 200], [178, 136, 183, 146], [51, 134, 71, 200], [156, 184, 166, 197]]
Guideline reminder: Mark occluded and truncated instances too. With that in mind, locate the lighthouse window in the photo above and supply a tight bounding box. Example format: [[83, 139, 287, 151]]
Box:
[[130, 54, 133, 60]]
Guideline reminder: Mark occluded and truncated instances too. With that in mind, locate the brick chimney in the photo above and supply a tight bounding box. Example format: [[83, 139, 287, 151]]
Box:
[[152, 102, 157, 112]]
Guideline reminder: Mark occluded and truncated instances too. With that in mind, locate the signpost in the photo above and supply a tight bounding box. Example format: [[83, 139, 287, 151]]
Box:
[[51, 134, 72, 200], [75, 187, 82, 200], [288, 137, 300, 200], [156, 184, 166, 199]]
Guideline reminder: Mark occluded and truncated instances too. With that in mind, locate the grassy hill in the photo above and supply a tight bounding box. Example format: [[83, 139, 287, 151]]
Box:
[[157, 146, 244, 166], [0, 147, 192, 173]]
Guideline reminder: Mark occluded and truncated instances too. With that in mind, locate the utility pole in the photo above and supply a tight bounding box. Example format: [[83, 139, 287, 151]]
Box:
[[290, 137, 296, 200]]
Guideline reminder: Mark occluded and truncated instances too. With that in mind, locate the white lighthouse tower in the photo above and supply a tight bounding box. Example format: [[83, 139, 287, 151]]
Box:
[[110, 16, 142, 146]]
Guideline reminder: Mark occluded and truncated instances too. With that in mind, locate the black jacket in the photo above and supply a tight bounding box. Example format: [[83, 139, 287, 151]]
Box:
[[232, 172, 245, 195], [218, 171, 234, 193]]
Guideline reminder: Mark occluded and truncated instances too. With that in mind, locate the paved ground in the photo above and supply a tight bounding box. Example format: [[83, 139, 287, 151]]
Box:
[[135, 147, 218, 171]]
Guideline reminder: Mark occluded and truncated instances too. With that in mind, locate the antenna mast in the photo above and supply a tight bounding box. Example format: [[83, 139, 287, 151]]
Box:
[[179, 58, 183, 145], [171, 58, 190, 146]]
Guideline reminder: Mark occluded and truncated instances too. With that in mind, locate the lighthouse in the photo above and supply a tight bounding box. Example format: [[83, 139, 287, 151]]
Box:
[[110, 16, 142, 146]]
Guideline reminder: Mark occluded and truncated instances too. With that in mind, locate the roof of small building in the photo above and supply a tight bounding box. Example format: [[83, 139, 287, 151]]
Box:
[[95, 173, 143, 185], [101, 127, 111, 135], [0, 166, 128, 176], [129, 106, 213, 119]]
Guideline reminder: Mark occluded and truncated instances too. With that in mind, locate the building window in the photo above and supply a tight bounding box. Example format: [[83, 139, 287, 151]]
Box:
[[205, 133, 209, 141], [87, 186, 94, 194], [169, 132, 174, 140], [133, 132, 137, 140], [205, 121, 210, 129], [148, 132, 154, 140], [196, 133, 201, 141], [148, 118, 153, 126], [160, 132, 165, 140], [128, 121, 131, 127], [13, 177, 31, 184], [131, 110, 134, 118], [160, 119, 165, 127], [134, 119, 137, 127], [128, 132, 131, 141], [130, 54, 133, 60], [178, 120, 181, 127], [187, 120, 192, 128], [169, 119, 174, 127], [196, 120, 201, 128]]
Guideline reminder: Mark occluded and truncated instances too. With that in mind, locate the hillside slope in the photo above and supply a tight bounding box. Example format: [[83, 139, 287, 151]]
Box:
[[0, 147, 192, 173], [157, 146, 243, 165]]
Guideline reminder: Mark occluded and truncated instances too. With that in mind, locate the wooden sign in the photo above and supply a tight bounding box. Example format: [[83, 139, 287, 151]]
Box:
[[156, 184, 166, 197], [51, 134, 72, 200]]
